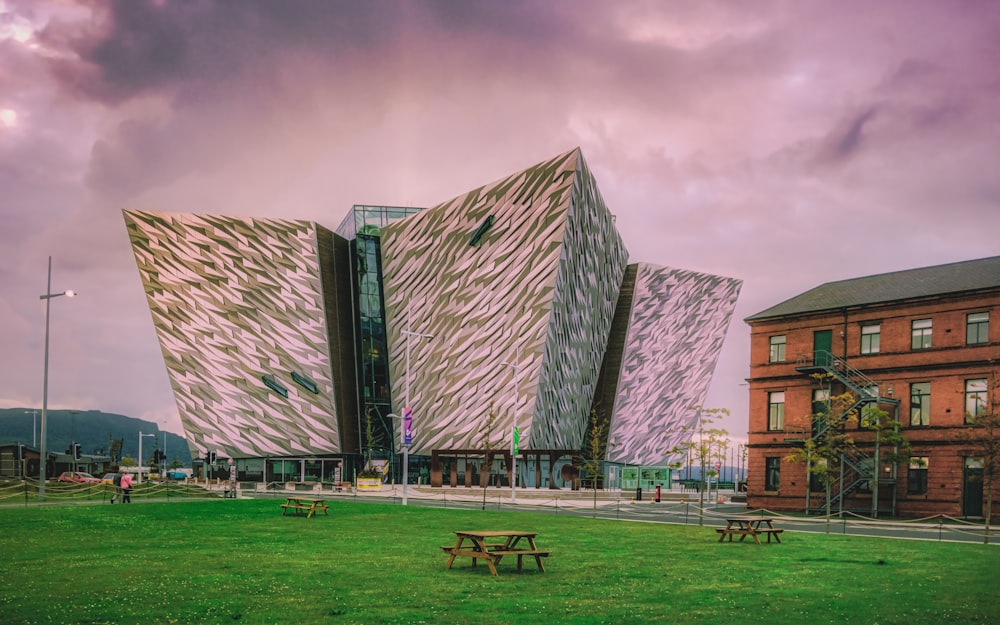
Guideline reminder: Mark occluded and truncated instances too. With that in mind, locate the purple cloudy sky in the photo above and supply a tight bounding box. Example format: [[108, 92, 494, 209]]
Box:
[[2, 1, 998, 442]]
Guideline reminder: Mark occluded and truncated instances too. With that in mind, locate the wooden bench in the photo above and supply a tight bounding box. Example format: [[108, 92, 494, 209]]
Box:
[[716, 526, 784, 543], [440, 546, 551, 573], [442, 531, 551, 576], [281, 497, 329, 518]]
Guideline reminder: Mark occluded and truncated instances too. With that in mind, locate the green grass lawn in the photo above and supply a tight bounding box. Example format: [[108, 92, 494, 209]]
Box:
[[0, 499, 996, 625]]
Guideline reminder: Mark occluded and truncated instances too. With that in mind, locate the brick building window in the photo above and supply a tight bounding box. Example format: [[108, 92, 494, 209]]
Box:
[[860, 323, 880, 355], [911, 318, 932, 350], [909, 382, 930, 426], [967, 312, 989, 345], [811, 388, 829, 434], [769, 335, 786, 363], [965, 378, 988, 424], [907, 457, 928, 495], [768, 391, 785, 431], [765, 457, 780, 491]]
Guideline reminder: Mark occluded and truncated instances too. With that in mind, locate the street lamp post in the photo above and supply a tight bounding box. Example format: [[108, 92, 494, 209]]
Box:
[[138, 432, 155, 484], [501, 344, 522, 502], [24, 410, 38, 447], [398, 313, 432, 506], [38, 256, 75, 501], [387, 413, 409, 505]]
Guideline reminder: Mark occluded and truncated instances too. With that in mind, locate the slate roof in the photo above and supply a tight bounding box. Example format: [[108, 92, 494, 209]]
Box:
[[746, 256, 1000, 322]]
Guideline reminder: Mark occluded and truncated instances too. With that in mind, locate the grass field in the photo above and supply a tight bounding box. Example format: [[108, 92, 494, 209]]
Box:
[[0, 498, 996, 625]]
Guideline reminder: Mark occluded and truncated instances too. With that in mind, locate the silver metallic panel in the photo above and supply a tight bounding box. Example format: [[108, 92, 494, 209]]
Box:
[[379, 149, 628, 454], [606, 264, 742, 466], [123, 210, 341, 458]]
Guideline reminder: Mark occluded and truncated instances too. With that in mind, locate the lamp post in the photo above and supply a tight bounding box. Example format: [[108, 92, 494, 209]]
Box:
[[24, 410, 38, 447], [387, 413, 409, 505], [501, 344, 522, 502], [398, 313, 432, 506], [38, 256, 75, 501], [138, 432, 155, 484], [69, 409, 80, 469]]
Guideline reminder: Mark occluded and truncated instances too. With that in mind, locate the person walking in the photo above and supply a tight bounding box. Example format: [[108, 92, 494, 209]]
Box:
[[110, 468, 123, 503], [120, 471, 133, 503]]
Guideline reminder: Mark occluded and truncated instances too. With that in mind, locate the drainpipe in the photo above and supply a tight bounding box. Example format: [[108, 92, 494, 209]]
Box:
[[841, 308, 849, 365], [873, 424, 881, 518]]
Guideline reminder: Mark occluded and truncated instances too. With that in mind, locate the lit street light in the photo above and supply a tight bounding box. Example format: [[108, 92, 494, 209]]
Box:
[[37, 256, 75, 501]]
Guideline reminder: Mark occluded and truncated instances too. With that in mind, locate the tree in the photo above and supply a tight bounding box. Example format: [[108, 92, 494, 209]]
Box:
[[860, 402, 910, 518], [478, 402, 502, 510], [786, 379, 861, 517], [666, 406, 729, 523], [358, 408, 384, 480], [961, 369, 1000, 543], [580, 407, 609, 514], [786, 373, 910, 517]]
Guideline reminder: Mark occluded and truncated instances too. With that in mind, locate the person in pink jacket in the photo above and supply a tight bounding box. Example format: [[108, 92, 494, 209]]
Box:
[[119, 472, 133, 503]]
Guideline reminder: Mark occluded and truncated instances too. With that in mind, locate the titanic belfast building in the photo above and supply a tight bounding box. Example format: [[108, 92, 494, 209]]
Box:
[[123, 149, 741, 487]]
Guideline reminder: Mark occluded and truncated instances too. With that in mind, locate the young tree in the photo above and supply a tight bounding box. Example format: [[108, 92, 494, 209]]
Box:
[[786, 373, 910, 517], [961, 370, 1000, 543], [786, 384, 861, 517], [358, 407, 384, 480], [860, 403, 910, 517], [666, 406, 729, 523], [478, 402, 502, 510], [580, 407, 610, 514]]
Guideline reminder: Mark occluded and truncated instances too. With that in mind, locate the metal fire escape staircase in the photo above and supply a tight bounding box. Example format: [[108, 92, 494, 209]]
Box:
[[794, 350, 899, 515]]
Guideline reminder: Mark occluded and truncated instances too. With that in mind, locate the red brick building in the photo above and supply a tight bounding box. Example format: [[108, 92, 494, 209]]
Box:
[[745, 256, 1000, 518]]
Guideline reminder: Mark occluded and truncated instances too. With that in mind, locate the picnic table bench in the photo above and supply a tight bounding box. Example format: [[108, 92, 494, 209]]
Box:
[[280, 497, 329, 518], [441, 530, 550, 576], [717, 517, 784, 544]]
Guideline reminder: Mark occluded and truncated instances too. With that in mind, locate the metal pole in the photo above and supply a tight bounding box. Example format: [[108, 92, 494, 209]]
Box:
[[25, 410, 37, 447], [37, 257, 75, 500], [38, 259, 52, 501], [403, 316, 411, 506], [400, 314, 433, 507], [138, 432, 143, 484], [502, 345, 521, 502], [138, 432, 155, 484]]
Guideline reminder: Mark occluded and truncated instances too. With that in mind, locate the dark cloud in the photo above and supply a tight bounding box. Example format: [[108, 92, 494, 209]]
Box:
[[813, 106, 879, 167], [39, 0, 396, 104], [3, 0, 1000, 439]]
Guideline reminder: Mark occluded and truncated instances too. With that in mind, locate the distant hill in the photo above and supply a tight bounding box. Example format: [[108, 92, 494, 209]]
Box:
[[0, 408, 192, 466]]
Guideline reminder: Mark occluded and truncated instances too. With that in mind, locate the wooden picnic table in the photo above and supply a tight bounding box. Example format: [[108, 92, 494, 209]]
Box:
[[717, 517, 784, 544], [280, 497, 329, 518], [441, 530, 550, 576]]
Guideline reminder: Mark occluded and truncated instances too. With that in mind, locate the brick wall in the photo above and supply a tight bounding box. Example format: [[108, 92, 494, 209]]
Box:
[[746, 290, 1000, 518]]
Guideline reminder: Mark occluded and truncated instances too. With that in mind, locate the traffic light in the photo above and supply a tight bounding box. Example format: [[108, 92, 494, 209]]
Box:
[[73, 443, 81, 460], [208, 451, 217, 464]]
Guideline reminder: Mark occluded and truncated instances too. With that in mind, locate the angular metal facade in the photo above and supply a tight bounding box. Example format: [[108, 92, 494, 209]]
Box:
[[378, 149, 627, 454], [123, 148, 741, 468], [603, 264, 742, 466], [123, 210, 344, 458]]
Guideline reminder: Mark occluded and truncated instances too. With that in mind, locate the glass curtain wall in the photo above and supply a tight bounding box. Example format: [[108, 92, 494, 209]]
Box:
[[336, 206, 422, 478]]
